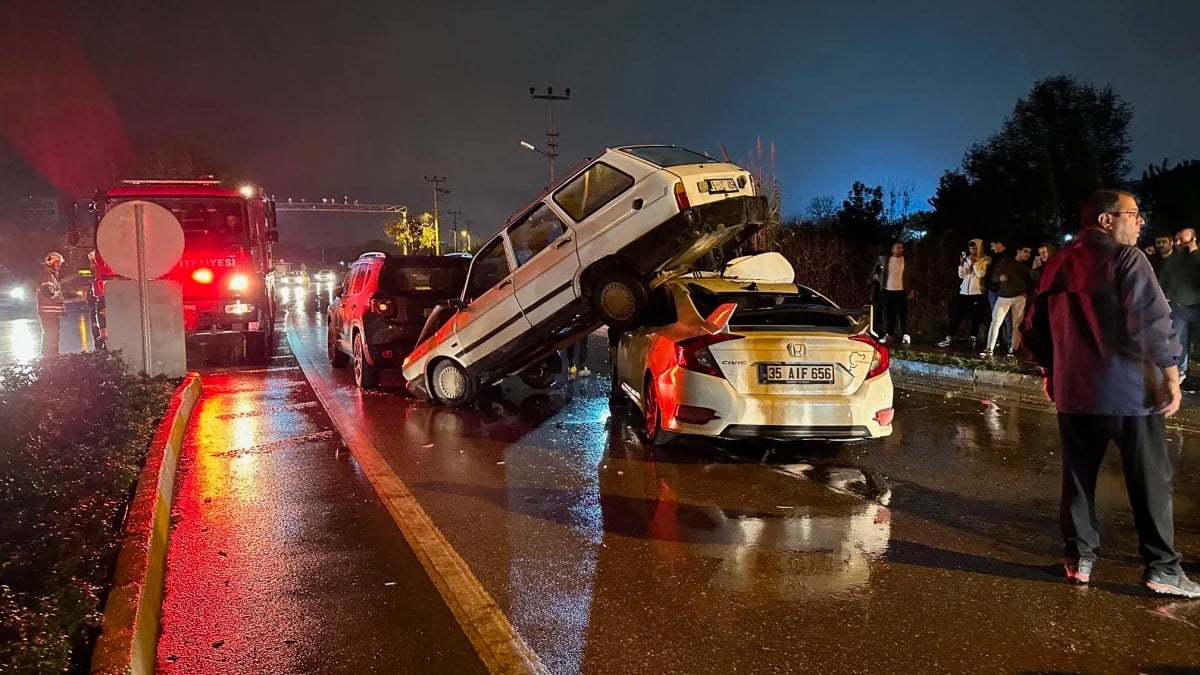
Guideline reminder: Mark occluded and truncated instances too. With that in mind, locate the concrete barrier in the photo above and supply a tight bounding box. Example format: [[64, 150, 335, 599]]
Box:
[[90, 373, 202, 675]]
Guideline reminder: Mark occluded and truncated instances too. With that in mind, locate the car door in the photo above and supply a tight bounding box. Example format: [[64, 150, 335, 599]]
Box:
[[508, 201, 579, 328], [333, 267, 359, 345], [451, 237, 531, 368]]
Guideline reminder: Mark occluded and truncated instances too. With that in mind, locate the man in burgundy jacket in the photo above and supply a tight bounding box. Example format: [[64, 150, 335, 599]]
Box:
[[1022, 188, 1197, 597]]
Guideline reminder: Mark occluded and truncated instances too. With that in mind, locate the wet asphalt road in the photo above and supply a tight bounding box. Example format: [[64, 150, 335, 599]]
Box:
[[155, 319, 486, 673], [278, 295, 1200, 674], [3, 287, 1199, 672]]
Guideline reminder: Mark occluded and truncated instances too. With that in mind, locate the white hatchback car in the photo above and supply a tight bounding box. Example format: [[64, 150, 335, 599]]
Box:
[[403, 145, 767, 406], [612, 274, 894, 443]]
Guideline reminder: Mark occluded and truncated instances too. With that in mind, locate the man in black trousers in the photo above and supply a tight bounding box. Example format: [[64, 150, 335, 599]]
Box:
[[1023, 188, 1198, 597]]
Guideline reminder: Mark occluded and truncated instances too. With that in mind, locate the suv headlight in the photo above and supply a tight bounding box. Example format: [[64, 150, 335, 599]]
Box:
[[8, 287, 24, 300]]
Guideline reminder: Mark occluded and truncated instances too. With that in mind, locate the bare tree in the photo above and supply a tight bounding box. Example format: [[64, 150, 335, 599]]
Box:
[[805, 195, 838, 223]]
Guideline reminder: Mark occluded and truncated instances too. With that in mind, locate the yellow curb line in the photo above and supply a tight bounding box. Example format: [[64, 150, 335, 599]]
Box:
[[90, 373, 202, 675], [287, 320, 546, 675]]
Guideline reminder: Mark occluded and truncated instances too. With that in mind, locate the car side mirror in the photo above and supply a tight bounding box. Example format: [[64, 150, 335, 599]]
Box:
[[266, 230, 280, 243]]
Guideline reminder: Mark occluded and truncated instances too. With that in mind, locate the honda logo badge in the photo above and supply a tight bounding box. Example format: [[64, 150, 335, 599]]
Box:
[[787, 343, 806, 357]]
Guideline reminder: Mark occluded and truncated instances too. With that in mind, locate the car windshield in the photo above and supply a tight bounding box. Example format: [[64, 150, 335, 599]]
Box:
[[687, 284, 854, 328], [381, 261, 468, 296], [109, 197, 250, 248], [622, 146, 717, 167]]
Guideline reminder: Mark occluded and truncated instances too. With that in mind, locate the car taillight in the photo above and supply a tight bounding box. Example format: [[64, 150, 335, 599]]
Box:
[[675, 333, 743, 378], [370, 297, 396, 316], [227, 274, 250, 291], [849, 334, 889, 379], [192, 268, 214, 284], [674, 181, 690, 211]]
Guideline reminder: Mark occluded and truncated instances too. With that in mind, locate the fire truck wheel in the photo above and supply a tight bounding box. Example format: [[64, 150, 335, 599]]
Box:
[[353, 333, 381, 389], [246, 332, 270, 364], [328, 327, 350, 367]]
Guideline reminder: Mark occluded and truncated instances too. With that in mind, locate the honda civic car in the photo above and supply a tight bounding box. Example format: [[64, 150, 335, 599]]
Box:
[[611, 270, 894, 443], [403, 145, 768, 406]]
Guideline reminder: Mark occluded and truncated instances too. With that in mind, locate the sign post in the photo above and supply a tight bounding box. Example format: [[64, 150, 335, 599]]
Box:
[[96, 200, 186, 376]]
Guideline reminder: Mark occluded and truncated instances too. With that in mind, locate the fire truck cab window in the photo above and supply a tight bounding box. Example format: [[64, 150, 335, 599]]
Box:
[[114, 198, 250, 247]]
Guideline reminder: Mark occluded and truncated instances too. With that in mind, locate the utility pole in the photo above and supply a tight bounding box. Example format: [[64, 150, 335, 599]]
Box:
[[529, 86, 571, 181], [463, 220, 473, 253], [424, 175, 449, 255], [447, 209, 462, 251]]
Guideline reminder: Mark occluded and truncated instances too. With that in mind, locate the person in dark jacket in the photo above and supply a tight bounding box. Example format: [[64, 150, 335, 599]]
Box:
[[981, 246, 1033, 356], [37, 251, 65, 357], [1157, 227, 1200, 381], [1022, 188, 1197, 597], [1145, 233, 1175, 275]]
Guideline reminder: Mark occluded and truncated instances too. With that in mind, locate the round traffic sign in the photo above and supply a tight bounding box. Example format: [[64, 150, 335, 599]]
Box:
[[96, 201, 185, 280]]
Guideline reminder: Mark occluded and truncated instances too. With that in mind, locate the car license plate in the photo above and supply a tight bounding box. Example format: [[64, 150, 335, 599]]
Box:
[[707, 178, 739, 193], [758, 363, 835, 384]]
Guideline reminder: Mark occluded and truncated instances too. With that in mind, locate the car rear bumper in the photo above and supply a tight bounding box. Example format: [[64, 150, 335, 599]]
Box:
[[659, 368, 894, 440]]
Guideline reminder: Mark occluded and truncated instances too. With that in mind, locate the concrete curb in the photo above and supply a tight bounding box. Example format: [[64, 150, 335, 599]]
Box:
[[891, 358, 1048, 403], [90, 373, 203, 675]]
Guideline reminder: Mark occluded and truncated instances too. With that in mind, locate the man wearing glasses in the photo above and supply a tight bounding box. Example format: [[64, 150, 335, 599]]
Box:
[[1022, 189, 1197, 597], [1158, 227, 1200, 383]]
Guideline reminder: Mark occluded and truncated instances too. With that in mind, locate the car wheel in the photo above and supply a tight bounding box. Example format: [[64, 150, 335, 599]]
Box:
[[519, 352, 562, 390], [353, 333, 381, 389], [328, 327, 350, 367], [430, 358, 476, 407], [641, 374, 678, 446], [608, 346, 624, 404], [591, 269, 648, 331]]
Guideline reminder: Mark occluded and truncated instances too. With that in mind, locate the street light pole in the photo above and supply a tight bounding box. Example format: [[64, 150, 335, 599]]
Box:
[[530, 86, 570, 182], [447, 209, 462, 251], [424, 175, 449, 255]]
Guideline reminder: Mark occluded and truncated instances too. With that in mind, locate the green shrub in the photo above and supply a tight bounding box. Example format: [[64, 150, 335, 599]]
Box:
[[0, 351, 174, 673]]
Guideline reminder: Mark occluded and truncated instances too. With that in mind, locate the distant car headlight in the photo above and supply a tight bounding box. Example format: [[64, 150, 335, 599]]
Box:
[[8, 287, 24, 300]]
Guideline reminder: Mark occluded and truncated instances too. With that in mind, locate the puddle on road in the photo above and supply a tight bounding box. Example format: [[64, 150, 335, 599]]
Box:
[[213, 430, 337, 457]]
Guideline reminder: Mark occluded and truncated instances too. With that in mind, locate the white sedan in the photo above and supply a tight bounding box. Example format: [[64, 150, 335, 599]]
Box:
[[612, 276, 894, 443]]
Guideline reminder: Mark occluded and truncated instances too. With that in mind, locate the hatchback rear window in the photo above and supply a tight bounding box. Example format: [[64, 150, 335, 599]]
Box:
[[381, 263, 467, 296], [687, 284, 853, 328], [622, 146, 717, 168]]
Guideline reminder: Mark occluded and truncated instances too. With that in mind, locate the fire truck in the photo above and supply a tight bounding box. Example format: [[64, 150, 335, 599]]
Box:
[[79, 179, 280, 362]]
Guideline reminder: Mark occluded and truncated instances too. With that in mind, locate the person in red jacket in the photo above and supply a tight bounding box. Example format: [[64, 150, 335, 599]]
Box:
[[1022, 189, 1196, 597]]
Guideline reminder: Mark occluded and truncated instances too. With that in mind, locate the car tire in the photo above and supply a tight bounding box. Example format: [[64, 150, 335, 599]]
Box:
[[328, 327, 350, 367], [591, 269, 648, 331], [519, 352, 562, 390], [353, 332, 381, 389], [430, 358, 476, 407], [608, 346, 624, 404], [642, 374, 675, 446]]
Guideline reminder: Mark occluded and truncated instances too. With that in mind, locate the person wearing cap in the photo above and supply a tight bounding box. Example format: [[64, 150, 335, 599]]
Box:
[[38, 252, 66, 357]]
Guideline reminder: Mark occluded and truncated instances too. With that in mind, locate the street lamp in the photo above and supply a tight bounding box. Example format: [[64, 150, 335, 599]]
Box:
[[520, 140, 551, 158]]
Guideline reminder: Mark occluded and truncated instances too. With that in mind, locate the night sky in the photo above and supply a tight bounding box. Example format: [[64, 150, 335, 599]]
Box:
[[2, 0, 1199, 246]]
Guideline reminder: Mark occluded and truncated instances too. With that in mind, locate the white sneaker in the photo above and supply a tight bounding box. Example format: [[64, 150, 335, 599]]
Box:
[[979, 350, 993, 357], [937, 336, 952, 348], [579, 366, 592, 378], [902, 334, 911, 345]]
